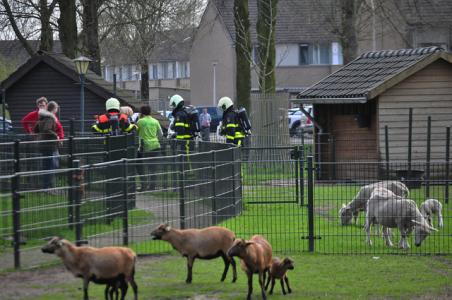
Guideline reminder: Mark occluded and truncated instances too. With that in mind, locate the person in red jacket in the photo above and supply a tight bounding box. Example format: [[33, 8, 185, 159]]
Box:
[[21, 96, 48, 134]]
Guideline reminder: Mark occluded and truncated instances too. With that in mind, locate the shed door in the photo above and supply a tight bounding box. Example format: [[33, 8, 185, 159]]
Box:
[[331, 114, 378, 161]]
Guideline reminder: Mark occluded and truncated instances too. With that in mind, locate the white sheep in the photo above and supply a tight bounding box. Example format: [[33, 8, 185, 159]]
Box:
[[339, 181, 409, 225], [420, 199, 444, 228], [365, 189, 437, 249]]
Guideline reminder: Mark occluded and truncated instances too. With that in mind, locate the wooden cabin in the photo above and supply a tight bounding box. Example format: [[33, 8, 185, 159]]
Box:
[[1, 51, 168, 133], [294, 46, 452, 181]]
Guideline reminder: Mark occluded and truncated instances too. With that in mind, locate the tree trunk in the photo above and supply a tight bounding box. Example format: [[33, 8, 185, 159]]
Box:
[[256, 0, 277, 94], [234, 0, 251, 112], [82, 0, 101, 75], [57, 0, 77, 58], [140, 61, 149, 101], [39, 0, 54, 52], [340, 0, 359, 64]]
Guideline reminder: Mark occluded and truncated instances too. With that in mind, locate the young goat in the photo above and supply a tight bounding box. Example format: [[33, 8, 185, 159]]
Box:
[[265, 257, 294, 295], [41, 237, 137, 300], [227, 235, 273, 300], [150, 224, 237, 283], [420, 199, 444, 228]]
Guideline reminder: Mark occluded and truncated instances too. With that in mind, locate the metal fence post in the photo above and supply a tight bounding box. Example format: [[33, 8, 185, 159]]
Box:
[[68, 136, 74, 229], [307, 156, 315, 252], [426, 116, 431, 198], [385, 125, 390, 179], [294, 146, 300, 206], [122, 159, 129, 246], [69, 119, 75, 137], [12, 140, 20, 268], [446, 127, 450, 204], [179, 155, 186, 229], [408, 108, 413, 180], [231, 148, 236, 215], [211, 151, 217, 224], [73, 160, 83, 246]]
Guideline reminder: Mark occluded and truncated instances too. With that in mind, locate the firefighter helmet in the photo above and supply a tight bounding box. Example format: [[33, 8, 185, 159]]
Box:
[[105, 97, 120, 112], [169, 94, 184, 108], [217, 96, 234, 111]]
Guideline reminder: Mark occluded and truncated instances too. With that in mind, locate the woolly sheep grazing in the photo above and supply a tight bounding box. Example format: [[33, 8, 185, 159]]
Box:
[[265, 257, 294, 295], [420, 199, 444, 228], [41, 237, 138, 300], [365, 189, 438, 249], [150, 224, 237, 283], [227, 235, 273, 300], [339, 181, 409, 225]]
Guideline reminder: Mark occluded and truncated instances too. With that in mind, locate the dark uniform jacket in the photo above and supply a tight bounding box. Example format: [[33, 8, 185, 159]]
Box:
[[171, 107, 193, 140], [220, 109, 245, 146]]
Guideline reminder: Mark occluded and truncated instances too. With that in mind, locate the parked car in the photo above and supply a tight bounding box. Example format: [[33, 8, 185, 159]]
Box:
[[288, 106, 313, 137], [0, 116, 12, 133], [196, 106, 223, 132]]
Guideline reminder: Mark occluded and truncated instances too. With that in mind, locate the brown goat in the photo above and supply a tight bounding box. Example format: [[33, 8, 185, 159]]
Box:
[[41, 237, 138, 300], [265, 257, 294, 295], [150, 224, 237, 283], [227, 235, 273, 300]]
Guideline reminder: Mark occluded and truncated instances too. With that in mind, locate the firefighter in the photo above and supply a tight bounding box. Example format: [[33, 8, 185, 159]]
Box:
[[169, 94, 195, 153], [92, 97, 136, 135], [217, 96, 248, 146]]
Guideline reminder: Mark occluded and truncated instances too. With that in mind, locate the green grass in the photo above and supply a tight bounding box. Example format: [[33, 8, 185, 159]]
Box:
[[0, 190, 153, 252], [10, 254, 451, 300]]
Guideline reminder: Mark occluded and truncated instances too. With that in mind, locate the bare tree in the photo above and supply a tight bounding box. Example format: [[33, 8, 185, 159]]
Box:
[[0, 0, 58, 54], [101, 0, 200, 101], [81, 0, 104, 75]]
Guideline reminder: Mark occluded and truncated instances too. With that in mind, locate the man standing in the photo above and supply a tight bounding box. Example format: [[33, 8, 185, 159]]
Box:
[[217, 97, 247, 146], [21, 96, 48, 134], [169, 94, 196, 154], [136, 105, 163, 191], [199, 108, 211, 141]]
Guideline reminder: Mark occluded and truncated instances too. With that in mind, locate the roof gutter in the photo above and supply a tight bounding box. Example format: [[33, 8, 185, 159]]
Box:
[[291, 97, 368, 105]]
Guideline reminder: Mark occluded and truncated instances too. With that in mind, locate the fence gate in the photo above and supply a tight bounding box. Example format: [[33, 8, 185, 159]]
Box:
[[227, 146, 309, 253]]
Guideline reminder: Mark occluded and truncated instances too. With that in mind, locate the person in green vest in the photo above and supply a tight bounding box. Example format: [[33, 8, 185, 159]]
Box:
[[136, 105, 163, 191]]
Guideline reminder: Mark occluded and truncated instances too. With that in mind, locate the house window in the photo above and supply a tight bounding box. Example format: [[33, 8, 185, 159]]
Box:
[[299, 43, 341, 65], [276, 44, 299, 66], [126, 65, 132, 80], [162, 62, 168, 79], [151, 64, 158, 79], [179, 62, 188, 78]]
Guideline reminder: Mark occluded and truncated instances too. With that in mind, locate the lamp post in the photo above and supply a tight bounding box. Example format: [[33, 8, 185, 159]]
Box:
[[73, 56, 91, 133], [212, 61, 218, 106]]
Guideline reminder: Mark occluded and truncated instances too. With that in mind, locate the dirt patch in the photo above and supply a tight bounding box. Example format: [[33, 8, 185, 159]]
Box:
[[0, 256, 162, 300], [0, 265, 77, 300]]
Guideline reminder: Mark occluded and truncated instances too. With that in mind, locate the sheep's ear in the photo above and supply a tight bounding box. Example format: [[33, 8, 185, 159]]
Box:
[[342, 203, 346, 208], [245, 241, 254, 247], [427, 225, 438, 232], [165, 226, 171, 231]]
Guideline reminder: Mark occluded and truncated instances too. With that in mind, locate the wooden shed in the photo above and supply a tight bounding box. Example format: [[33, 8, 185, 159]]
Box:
[[1, 50, 168, 132], [294, 46, 452, 180]]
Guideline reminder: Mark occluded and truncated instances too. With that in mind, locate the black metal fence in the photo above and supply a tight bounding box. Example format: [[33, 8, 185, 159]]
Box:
[[0, 133, 450, 270]]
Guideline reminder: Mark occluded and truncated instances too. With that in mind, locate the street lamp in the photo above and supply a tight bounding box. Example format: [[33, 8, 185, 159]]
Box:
[[212, 61, 218, 106], [73, 56, 91, 133]]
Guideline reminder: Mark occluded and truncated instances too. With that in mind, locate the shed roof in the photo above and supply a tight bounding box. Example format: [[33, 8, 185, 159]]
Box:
[[0, 51, 168, 127], [295, 46, 452, 104]]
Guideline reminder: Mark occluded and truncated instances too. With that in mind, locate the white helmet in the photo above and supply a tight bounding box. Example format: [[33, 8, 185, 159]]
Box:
[[217, 96, 234, 111], [105, 97, 120, 111], [169, 94, 184, 109]]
